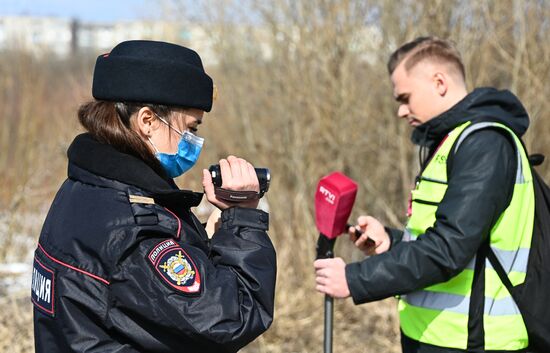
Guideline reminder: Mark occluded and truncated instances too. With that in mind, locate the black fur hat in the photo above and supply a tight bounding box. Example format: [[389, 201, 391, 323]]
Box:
[[92, 40, 213, 112]]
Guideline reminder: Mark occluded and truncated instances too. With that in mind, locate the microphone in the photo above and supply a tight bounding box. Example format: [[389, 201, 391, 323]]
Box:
[[314, 172, 374, 260], [314, 171, 358, 353], [315, 171, 358, 259]]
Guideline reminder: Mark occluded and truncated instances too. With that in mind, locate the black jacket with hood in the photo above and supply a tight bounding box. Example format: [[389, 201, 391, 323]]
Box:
[[32, 133, 276, 353], [345, 88, 530, 347]]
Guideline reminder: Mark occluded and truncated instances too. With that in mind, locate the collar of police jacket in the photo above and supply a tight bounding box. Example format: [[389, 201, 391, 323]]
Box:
[[66, 133, 203, 209]]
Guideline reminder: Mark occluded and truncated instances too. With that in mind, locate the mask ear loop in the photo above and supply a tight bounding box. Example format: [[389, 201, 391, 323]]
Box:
[[148, 112, 184, 153], [154, 113, 184, 136], [147, 137, 161, 153]]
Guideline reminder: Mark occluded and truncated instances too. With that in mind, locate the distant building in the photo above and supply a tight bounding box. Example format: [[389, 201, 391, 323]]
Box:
[[0, 16, 72, 57], [0, 15, 219, 65], [74, 19, 183, 53], [0, 15, 381, 66]]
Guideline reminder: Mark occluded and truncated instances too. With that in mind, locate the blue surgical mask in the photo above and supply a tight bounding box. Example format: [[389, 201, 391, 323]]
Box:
[[149, 115, 204, 178]]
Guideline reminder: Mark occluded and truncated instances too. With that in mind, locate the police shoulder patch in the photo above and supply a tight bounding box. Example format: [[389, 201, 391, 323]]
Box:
[[147, 239, 201, 294], [31, 257, 55, 316]]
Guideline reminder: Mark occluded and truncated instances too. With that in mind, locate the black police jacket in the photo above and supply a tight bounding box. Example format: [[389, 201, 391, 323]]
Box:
[[32, 133, 276, 353], [346, 88, 529, 303]]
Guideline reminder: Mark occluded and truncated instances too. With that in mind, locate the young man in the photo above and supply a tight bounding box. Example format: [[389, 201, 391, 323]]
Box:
[[314, 37, 534, 352]]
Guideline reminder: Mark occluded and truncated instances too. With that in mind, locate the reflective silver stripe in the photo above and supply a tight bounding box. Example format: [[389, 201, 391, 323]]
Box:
[[402, 290, 470, 314], [485, 295, 521, 316], [420, 176, 447, 184], [516, 144, 524, 184], [402, 290, 521, 316], [405, 235, 529, 274], [464, 247, 530, 274], [465, 255, 476, 271], [491, 247, 530, 273], [454, 122, 525, 184], [407, 237, 529, 274], [403, 228, 415, 242], [454, 122, 495, 153]]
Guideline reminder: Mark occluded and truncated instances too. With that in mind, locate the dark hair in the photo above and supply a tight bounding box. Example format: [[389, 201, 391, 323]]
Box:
[[387, 36, 465, 81], [77, 100, 173, 176]]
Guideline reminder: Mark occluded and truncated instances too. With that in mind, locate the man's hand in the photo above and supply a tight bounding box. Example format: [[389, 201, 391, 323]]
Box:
[[348, 215, 391, 256], [314, 258, 350, 298]]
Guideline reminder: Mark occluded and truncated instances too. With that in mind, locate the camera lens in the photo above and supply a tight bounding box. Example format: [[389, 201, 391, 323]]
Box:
[[209, 164, 223, 187], [256, 168, 271, 194]]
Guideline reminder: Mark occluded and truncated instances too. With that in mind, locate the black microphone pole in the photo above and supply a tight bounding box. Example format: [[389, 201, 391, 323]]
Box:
[[316, 234, 336, 353]]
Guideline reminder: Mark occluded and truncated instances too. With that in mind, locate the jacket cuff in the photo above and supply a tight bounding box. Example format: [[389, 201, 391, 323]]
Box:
[[221, 207, 269, 230], [345, 262, 370, 305], [385, 227, 403, 249]]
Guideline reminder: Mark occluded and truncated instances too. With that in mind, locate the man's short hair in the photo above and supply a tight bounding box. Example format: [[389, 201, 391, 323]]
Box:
[[387, 36, 465, 81]]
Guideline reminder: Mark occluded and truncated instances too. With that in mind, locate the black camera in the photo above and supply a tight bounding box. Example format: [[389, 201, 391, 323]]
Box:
[[209, 164, 271, 199]]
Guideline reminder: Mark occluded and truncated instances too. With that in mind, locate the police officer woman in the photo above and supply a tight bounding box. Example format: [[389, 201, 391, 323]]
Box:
[[31, 40, 276, 352]]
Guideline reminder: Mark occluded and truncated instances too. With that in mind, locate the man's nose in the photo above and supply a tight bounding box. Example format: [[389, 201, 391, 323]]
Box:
[[398, 104, 410, 118]]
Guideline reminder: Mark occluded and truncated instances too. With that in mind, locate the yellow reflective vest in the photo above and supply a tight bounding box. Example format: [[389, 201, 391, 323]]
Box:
[[399, 122, 534, 351]]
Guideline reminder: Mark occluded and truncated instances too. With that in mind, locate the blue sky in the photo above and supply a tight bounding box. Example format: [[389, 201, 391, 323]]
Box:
[[0, 0, 162, 22]]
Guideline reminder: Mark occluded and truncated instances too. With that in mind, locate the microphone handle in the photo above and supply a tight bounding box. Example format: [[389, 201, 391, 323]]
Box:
[[324, 294, 333, 353], [316, 233, 335, 353], [316, 234, 336, 260]]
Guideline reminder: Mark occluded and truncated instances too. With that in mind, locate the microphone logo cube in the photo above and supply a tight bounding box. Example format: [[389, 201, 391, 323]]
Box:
[[314, 172, 358, 239]]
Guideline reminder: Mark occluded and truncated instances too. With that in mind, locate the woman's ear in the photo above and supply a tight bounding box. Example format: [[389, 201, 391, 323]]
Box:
[[133, 107, 158, 138]]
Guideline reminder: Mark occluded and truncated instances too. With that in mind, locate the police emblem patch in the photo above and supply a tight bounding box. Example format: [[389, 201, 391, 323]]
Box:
[[148, 239, 201, 294]]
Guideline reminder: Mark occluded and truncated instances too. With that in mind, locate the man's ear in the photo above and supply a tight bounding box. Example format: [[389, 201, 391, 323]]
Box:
[[433, 72, 448, 96], [134, 107, 158, 138]]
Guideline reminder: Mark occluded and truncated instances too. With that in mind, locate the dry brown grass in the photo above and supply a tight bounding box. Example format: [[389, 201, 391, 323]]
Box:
[[0, 296, 34, 353], [1, 0, 550, 352]]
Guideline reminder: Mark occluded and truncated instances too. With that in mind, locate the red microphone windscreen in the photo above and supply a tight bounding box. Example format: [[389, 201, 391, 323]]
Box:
[[314, 172, 358, 239]]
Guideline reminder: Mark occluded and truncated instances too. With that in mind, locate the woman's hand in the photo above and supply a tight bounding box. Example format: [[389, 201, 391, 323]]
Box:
[[202, 155, 260, 210], [348, 215, 391, 256]]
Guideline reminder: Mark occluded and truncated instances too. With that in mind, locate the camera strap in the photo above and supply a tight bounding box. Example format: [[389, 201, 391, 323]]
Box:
[[214, 187, 263, 202]]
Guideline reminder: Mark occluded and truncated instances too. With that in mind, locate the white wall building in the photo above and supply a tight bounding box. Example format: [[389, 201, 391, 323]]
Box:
[[0, 16, 73, 57], [0, 15, 216, 63], [0, 15, 380, 67]]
